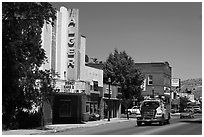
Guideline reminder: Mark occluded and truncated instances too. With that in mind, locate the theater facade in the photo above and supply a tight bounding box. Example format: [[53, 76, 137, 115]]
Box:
[[41, 7, 121, 124]]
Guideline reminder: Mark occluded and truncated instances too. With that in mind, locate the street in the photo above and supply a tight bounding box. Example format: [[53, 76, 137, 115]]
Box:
[[43, 114, 202, 135]]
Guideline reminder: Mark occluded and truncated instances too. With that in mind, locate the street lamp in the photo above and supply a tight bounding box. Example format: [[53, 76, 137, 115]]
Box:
[[108, 78, 111, 121]]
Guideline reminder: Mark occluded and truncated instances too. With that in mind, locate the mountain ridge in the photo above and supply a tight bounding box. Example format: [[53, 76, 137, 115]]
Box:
[[180, 78, 202, 99]]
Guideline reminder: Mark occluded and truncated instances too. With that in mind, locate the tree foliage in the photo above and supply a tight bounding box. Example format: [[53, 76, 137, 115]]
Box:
[[103, 49, 144, 101], [103, 49, 144, 119], [2, 2, 56, 128]]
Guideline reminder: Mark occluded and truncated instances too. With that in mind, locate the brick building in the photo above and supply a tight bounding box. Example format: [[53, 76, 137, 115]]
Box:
[[136, 62, 172, 97]]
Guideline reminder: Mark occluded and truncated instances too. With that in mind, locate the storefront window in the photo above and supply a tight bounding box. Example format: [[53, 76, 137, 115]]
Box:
[[93, 81, 98, 91], [90, 103, 94, 114], [148, 75, 153, 85], [86, 103, 90, 113], [90, 85, 93, 91], [89, 102, 98, 114], [94, 104, 98, 113]]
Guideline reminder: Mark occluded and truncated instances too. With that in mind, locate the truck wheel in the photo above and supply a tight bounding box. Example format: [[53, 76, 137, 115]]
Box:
[[159, 118, 165, 126], [159, 115, 165, 125], [137, 121, 142, 126], [168, 113, 171, 119], [165, 119, 170, 124]]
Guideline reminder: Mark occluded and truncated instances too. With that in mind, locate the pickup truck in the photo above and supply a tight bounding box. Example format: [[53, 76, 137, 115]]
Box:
[[127, 106, 140, 115]]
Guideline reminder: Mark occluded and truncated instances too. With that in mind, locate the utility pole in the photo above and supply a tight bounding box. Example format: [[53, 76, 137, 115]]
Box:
[[152, 87, 155, 98], [108, 78, 111, 121]]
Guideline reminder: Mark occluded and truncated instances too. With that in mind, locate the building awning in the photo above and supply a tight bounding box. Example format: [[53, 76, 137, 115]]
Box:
[[102, 97, 119, 101]]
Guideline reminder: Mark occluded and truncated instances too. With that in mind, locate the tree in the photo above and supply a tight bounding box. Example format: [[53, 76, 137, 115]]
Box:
[[103, 49, 144, 119], [2, 2, 56, 128]]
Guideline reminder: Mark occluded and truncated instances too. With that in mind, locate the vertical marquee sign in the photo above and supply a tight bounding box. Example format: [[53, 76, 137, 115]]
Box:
[[67, 9, 79, 80]]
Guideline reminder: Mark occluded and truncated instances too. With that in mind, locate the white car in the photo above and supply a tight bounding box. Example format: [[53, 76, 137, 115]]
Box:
[[127, 106, 140, 115]]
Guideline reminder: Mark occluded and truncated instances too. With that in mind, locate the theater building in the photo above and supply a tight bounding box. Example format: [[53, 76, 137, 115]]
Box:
[[41, 7, 121, 124], [136, 62, 172, 97]]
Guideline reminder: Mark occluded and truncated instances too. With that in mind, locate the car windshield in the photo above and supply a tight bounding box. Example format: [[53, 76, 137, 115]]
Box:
[[142, 101, 159, 108]]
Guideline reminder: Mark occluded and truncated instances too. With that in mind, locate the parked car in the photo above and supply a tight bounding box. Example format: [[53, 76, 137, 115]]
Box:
[[180, 109, 194, 119], [89, 113, 100, 121], [193, 106, 202, 113], [126, 106, 140, 115]]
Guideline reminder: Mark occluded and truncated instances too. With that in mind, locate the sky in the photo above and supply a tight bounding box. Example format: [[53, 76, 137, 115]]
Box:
[[51, 2, 202, 81]]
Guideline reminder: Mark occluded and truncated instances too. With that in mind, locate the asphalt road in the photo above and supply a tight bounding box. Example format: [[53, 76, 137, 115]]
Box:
[[45, 114, 202, 135]]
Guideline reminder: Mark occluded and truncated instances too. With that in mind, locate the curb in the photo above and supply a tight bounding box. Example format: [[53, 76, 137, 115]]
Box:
[[32, 118, 134, 135]]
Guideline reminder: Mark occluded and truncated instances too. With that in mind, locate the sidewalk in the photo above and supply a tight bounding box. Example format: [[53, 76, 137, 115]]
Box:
[[2, 118, 134, 135], [2, 114, 182, 135]]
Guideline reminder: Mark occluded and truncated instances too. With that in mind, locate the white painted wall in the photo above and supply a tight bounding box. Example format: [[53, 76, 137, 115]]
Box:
[[79, 36, 86, 80], [60, 7, 68, 80], [79, 36, 103, 87], [83, 66, 103, 87], [56, 11, 62, 77]]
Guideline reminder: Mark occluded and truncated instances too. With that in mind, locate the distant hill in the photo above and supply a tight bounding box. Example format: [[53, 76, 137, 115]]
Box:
[[180, 78, 202, 99]]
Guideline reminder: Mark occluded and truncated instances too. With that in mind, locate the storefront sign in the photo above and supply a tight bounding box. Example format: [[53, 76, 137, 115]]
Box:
[[171, 78, 180, 87], [67, 9, 77, 68], [141, 79, 146, 91], [67, 9, 79, 80], [164, 87, 170, 93]]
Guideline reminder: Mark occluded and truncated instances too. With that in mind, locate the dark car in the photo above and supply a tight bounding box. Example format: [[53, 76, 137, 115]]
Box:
[[180, 109, 194, 119]]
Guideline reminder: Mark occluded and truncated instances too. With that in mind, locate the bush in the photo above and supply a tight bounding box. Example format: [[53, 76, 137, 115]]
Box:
[[16, 111, 41, 129]]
